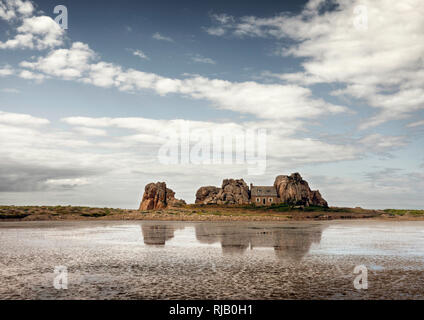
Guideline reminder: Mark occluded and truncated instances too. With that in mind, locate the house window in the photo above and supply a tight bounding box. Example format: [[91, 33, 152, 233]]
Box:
[[263, 198, 266, 205], [269, 198, 273, 202], [256, 198, 260, 203]]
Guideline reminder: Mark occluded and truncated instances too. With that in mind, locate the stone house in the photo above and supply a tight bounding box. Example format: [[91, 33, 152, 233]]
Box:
[[250, 184, 280, 206], [194, 173, 328, 207]]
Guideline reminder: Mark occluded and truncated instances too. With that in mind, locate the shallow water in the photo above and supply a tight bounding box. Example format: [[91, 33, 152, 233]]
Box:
[[1, 220, 424, 299]]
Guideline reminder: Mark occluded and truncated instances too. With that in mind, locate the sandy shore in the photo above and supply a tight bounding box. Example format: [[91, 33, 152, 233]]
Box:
[[1, 220, 424, 299]]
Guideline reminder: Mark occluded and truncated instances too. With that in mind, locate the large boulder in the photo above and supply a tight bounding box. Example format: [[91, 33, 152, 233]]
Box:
[[139, 182, 186, 210], [274, 173, 328, 207], [310, 190, 328, 207], [216, 179, 250, 205], [195, 179, 250, 205], [195, 186, 221, 204]]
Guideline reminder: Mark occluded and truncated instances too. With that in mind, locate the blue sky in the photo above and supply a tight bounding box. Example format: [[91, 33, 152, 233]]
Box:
[[0, 0, 423, 209]]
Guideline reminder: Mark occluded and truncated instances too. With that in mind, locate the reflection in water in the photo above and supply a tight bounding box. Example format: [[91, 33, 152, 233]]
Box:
[[140, 222, 326, 261], [195, 224, 326, 261], [141, 224, 184, 246], [272, 227, 324, 261]]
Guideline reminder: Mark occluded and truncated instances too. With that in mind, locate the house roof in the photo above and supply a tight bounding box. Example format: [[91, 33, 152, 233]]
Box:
[[251, 186, 277, 197]]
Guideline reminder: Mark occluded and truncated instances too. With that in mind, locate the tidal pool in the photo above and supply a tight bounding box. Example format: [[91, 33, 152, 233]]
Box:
[[1, 220, 424, 299]]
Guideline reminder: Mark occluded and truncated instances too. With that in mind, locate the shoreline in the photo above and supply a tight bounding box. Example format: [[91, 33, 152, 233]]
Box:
[[1, 205, 424, 222]]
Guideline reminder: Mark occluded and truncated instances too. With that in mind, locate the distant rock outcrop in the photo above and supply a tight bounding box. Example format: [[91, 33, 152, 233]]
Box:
[[217, 179, 250, 205], [139, 182, 186, 210], [195, 179, 250, 205], [195, 186, 221, 204], [274, 173, 328, 207]]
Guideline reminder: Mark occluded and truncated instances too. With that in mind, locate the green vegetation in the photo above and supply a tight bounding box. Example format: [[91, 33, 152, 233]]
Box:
[[383, 209, 424, 216], [0, 205, 423, 221], [80, 208, 112, 217], [0, 205, 130, 219], [241, 203, 334, 212]]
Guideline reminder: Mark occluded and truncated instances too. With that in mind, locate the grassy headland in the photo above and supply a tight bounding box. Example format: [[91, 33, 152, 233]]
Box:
[[1, 204, 423, 221]]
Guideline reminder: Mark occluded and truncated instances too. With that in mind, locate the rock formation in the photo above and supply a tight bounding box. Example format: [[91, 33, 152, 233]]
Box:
[[195, 186, 221, 204], [139, 182, 186, 210], [216, 179, 250, 205], [195, 179, 250, 205], [274, 173, 328, 207]]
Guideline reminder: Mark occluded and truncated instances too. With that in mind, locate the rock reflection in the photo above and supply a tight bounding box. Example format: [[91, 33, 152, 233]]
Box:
[[195, 223, 326, 261], [140, 222, 326, 261], [141, 223, 184, 246]]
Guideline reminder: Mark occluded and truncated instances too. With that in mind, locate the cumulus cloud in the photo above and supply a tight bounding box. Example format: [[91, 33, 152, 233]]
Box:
[[18, 69, 45, 80], [0, 64, 14, 76], [0, 108, 411, 205], [0, 160, 96, 192], [1, 0, 420, 207], [206, 0, 424, 128], [1, 1, 348, 125], [0, 0, 34, 21], [19, 41, 347, 121], [20, 42, 94, 79], [0, 14, 64, 50], [0, 110, 49, 126], [61, 114, 399, 167]]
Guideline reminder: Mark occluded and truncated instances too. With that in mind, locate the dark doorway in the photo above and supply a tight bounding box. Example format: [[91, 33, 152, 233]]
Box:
[[263, 198, 266, 205]]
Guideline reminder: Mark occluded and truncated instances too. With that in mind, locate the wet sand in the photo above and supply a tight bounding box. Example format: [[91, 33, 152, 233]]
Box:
[[1, 220, 424, 299]]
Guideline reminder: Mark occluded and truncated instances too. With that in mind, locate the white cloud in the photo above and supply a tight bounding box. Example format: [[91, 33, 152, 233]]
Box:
[[407, 120, 424, 128], [205, 13, 234, 36], [0, 0, 34, 21], [0, 15, 64, 50], [212, 13, 234, 25], [191, 54, 216, 65], [152, 32, 174, 42], [20, 42, 94, 79], [0, 64, 14, 76], [73, 127, 108, 136], [132, 49, 149, 60], [0, 110, 49, 126], [205, 27, 226, 36], [359, 133, 407, 152], [45, 177, 91, 188], [206, 0, 424, 128], [19, 41, 347, 121], [18, 69, 45, 80], [310, 169, 424, 209], [0, 109, 411, 206]]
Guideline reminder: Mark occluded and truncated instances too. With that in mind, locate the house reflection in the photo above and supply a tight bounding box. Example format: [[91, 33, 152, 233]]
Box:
[[140, 222, 326, 261], [194, 223, 326, 261]]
